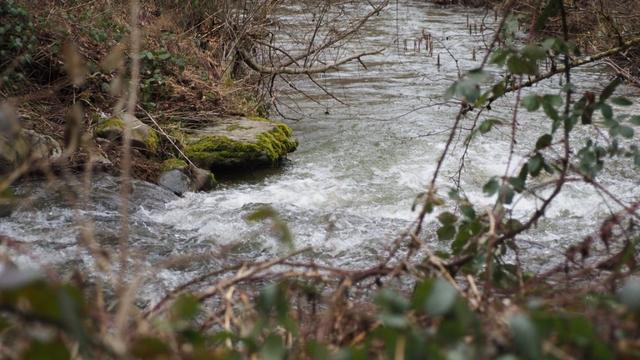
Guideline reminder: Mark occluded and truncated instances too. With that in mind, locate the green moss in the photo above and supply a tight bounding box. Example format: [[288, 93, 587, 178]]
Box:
[[225, 124, 251, 131], [161, 158, 188, 172], [184, 121, 297, 169], [144, 129, 160, 153], [95, 117, 125, 135], [247, 116, 270, 123], [185, 135, 262, 169]]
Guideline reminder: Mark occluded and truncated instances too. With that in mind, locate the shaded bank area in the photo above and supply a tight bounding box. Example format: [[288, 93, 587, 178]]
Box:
[[0, 0, 297, 195]]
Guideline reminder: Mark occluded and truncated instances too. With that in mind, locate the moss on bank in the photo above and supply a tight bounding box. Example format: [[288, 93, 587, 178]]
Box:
[[95, 117, 125, 136], [160, 158, 188, 172], [144, 129, 160, 153], [95, 116, 160, 153]]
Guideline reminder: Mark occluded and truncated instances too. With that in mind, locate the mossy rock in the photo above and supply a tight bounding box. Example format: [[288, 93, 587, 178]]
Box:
[[183, 116, 297, 170], [161, 158, 188, 172], [95, 114, 159, 153]]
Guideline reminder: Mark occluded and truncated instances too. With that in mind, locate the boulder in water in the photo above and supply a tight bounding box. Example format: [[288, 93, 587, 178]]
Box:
[[157, 158, 217, 195], [182, 116, 297, 171], [158, 169, 192, 196]]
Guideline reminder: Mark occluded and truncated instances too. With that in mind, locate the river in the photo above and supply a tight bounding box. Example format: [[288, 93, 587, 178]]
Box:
[[1, 1, 639, 302]]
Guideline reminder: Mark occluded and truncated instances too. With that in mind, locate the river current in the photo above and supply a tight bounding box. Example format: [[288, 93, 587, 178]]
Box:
[[2, 1, 639, 301]]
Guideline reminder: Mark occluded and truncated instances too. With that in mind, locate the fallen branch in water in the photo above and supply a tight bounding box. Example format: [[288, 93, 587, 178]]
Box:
[[603, 58, 640, 87]]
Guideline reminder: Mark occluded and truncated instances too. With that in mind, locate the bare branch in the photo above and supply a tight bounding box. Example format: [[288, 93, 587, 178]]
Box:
[[239, 48, 384, 75]]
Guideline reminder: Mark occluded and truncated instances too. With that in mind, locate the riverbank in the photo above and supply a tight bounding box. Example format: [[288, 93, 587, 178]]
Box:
[[0, 0, 296, 195]]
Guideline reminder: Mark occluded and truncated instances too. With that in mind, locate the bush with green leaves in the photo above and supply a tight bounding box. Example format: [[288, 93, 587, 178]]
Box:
[[139, 48, 186, 108], [1, 0, 640, 359], [0, 0, 37, 91]]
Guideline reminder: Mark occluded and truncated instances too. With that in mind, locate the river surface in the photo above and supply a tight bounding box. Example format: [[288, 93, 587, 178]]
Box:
[[1, 1, 639, 302]]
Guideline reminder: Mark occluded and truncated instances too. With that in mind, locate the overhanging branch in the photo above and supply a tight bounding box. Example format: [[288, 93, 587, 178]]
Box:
[[239, 48, 384, 75], [477, 35, 640, 112]]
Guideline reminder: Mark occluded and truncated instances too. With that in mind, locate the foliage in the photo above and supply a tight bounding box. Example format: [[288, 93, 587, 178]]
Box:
[[139, 48, 186, 108], [1, 0, 640, 359], [0, 0, 37, 91]]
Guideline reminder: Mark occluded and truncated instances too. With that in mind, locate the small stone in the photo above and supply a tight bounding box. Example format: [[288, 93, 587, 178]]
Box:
[[190, 166, 216, 191], [158, 169, 192, 196], [22, 129, 62, 161], [95, 114, 159, 153], [92, 153, 113, 170]]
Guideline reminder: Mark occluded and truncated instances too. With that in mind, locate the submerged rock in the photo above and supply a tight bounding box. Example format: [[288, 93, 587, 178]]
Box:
[[158, 169, 191, 196], [94, 114, 159, 153], [182, 116, 297, 170], [157, 158, 217, 195]]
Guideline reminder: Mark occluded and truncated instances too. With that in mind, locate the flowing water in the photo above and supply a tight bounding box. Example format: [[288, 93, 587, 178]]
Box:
[[1, 1, 639, 302]]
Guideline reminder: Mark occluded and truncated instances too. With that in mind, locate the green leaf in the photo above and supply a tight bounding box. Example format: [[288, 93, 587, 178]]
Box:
[[483, 178, 499, 195], [424, 278, 457, 316], [23, 340, 70, 360], [509, 315, 541, 360], [437, 212, 458, 225], [521, 44, 546, 61], [460, 205, 476, 220], [600, 77, 622, 102], [618, 125, 634, 139], [437, 224, 456, 241], [522, 95, 540, 111], [611, 96, 632, 106], [542, 102, 559, 121], [492, 81, 506, 97], [509, 177, 525, 193], [600, 103, 614, 120], [527, 154, 544, 176], [490, 49, 510, 66], [261, 334, 286, 360], [535, 134, 552, 150], [172, 294, 200, 321], [630, 115, 640, 125], [478, 118, 502, 134], [246, 206, 293, 248], [543, 94, 563, 107], [376, 289, 410, 328], [130, 337, 171, 359], [507, 55, 537, 75]]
